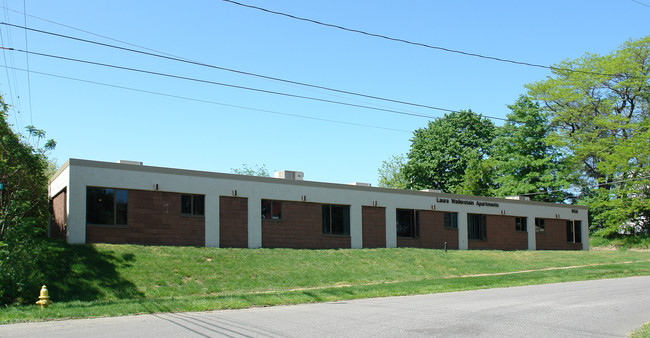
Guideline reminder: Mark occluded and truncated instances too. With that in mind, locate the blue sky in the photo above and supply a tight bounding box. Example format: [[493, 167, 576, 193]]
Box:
[[1, 0, 648, 185]]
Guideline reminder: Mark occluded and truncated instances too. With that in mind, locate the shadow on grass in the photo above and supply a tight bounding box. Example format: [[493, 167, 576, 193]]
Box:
[[41, 239, 143, 302]]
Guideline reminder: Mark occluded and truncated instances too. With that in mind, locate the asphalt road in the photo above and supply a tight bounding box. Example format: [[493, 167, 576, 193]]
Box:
[[2, 276, 650, 337]]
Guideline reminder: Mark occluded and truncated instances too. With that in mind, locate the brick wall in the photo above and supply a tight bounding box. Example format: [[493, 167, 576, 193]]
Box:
[[50, 189, 67, 240], [86, 190, 205, 246], [536, 218, 582, 250], [262, 201, 351, 249], [219, 196, 248, 248], [468, 215, 528, 250], [362, 206, 385, 248], [397, 210, 459, 249]]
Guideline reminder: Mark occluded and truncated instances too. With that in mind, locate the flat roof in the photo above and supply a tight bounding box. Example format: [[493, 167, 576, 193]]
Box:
[[52, 158, 587, 210]]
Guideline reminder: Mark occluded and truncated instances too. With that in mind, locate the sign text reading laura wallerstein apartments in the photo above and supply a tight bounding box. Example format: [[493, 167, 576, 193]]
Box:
[[436, 197, 499, 208]]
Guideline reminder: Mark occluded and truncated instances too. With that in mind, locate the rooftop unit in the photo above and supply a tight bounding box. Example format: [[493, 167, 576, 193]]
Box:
[[505, 195, 531, 201], [119, 160, 143, 166], [420, 189, 442, 193], [274, 170, 304, 180]]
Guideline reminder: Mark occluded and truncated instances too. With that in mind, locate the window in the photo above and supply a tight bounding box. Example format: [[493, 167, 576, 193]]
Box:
[[181, 194, 205, 216], [468, 214, 487, 240], [261, 200, 282, 220], [566, 220, 582, 243], [444, 212, 458, 229], [86, 187, 128, 225], [397, 209, 419, 238], [515, 217, 527, 232], [535, 218, 545, 232], [322, 204, 350, 235]]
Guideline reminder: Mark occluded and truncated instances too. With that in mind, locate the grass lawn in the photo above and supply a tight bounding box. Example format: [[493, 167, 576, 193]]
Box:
[[629, 322, 650, 338], [590, 235, 650, 250], [2, 240, 650, 323]]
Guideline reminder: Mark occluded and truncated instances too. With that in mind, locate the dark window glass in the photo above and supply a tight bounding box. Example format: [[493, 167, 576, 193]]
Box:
[[181, 195, 192, 214], [181, 194, 205, 216], [535, 218, 545, 232], [322, 204, 350, 235], [397, 209, 419, 237], [444, 212, 458, 229], [566, 220, 582, 243], [86, 187, 128, 225], [262, 200, 272, 219], [115, 189, 128, 225], [262, 200, 282, 220], [193, 195, 205, 216], [272, 201, 281, 219], [574, 221, 582, 243], [515, 217, 527, 232], [468, 214, 487, 240], [322, 205, 331, 234]]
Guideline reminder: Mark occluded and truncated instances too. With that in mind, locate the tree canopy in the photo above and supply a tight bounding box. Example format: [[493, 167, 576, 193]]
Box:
[[403, 110, 496, 193], [378, 36, 649, 236], [488, 96, 568, 202], [230, 164, 271, 177], [377, 154, 408, 189], [526, 37, 650, 235], [0, 95, 56, 304]]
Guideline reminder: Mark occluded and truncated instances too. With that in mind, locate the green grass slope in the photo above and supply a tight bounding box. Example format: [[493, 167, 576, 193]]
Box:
[[2, 240, 650, 323]]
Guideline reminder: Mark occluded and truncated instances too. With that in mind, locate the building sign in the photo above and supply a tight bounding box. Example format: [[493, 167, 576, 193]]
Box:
[[436, 197, 499, 207]]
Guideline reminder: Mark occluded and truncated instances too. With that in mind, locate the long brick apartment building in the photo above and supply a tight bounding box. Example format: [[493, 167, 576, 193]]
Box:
[[49, 159, 589, 250]]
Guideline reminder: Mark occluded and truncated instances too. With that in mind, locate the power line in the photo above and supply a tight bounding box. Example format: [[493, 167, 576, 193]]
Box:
[[221, 0, 646, 80], [0, 4, 189, 60], [22, 0, 32, 126], [0, 25, 15, 116], [1, 46, 448, 120], [631, 0, 650, 8], [0, 22, 505, 121], [2, 64, 410, 133], [0, 1, 21, 129], [0, 9, 415, 114], [0, 16, 428, 117], [522, 175, 650, 197]]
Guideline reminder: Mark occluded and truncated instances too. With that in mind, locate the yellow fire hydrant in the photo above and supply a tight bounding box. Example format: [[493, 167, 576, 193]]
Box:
[[35, 285, 53, 309]]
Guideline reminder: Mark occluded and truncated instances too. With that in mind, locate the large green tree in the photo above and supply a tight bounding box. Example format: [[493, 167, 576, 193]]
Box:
[[488, 96, 568, 202], [0, 95, 55, 304], [526, 36, 650, 235], [403, 110, 496, 193], [377, 154, 408, 189]]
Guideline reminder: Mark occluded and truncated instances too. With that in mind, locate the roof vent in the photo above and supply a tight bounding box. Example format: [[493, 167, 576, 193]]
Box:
[[505, 195, 531, 201], [349, 182, 371, 187], [274, 170, 304, 180], [119, 160, 143, 166], [420, 189, 442, 193]]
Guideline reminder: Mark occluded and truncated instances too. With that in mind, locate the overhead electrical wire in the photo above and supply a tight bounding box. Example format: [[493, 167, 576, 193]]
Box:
[[0, 5, 190, 60], [0, 16, 424, 115], [522, 175, 650, 197], [0, 22, 506, 121], [631, 0, 650, 8], [1, 64, 410, 133], [0, 24, 16, 118], [0, 46, 448, 120], [22, 0, 32, 126], [221, 0, 647, 80], [0, 10, 410, 114], [0, 1, 21, 129]]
